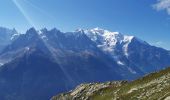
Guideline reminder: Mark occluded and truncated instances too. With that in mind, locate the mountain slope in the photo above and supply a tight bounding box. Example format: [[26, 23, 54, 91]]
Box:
[[0, 47, 66, 100], [0, 27, 19, 52], [0, 42, 122, 100], [84, 28, 170, 77], [52, 66, 170, 100], [0, 28, 124, 100]]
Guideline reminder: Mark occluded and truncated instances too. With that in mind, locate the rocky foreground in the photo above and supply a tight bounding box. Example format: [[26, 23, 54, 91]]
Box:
[[52, 67, 170, 100]]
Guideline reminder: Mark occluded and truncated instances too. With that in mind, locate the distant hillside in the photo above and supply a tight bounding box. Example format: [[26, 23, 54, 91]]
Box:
[[52, 67, 170, 100]]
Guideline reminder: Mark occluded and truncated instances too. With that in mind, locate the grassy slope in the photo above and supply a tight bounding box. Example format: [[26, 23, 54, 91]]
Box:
[[52, 67, 170, 100], [91, 67, 170, 100]]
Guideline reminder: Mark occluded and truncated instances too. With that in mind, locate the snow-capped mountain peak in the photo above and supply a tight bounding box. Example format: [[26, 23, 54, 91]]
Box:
[[84, 28, 138, 67], [84, 28, 135, 54], [85, 28, 124, 41]]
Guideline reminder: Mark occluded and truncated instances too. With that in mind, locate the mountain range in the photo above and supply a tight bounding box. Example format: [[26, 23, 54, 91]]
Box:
[[0, 27, 169, 100]]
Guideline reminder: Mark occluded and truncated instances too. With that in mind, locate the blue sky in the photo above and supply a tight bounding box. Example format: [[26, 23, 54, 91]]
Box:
[[0, 0, 170, 50]]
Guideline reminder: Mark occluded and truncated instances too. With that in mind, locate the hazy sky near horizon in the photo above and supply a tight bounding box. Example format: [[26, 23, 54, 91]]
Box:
[[0, 0, 170, 50]]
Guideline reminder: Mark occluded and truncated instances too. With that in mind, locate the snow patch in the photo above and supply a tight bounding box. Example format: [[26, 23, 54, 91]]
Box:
[[123, 36, 134, 57], [0, 62, 4, 66], [11, 33, 20, 40], [38, 30, 48, 40], [25, 47, 30, 51], [117, 61, 125, 65], [127, 67, 137, 74]]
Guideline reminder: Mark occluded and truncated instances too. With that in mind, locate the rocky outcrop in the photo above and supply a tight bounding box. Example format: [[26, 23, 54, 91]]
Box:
[[51, 81, 127, 100]]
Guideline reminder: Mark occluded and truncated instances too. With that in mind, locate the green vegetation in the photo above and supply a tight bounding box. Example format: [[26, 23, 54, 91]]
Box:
[[52, 67, 170, 100]]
